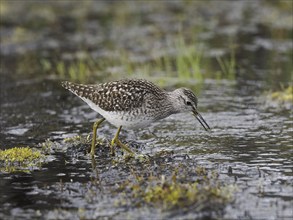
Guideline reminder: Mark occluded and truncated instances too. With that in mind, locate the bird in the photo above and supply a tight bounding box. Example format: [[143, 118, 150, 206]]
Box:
[[61, 79, 210, 157]]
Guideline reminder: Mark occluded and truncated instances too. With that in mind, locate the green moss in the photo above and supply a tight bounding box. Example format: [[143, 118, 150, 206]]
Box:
[[117, 165, 236, 211], [142, 177, 234, 209], [64, 135, 84, 143], [0, 147, 44, 173], [270, 86, 293, 103], [38, 139, 56, 154], [0, 147, 42, 163]]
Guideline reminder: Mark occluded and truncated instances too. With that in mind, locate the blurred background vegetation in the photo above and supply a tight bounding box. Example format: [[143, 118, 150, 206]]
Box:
[[1, 0, 292, 89]]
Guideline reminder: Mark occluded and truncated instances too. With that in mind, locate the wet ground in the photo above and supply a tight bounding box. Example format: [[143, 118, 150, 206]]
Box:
[[0, 1, 292, 219]]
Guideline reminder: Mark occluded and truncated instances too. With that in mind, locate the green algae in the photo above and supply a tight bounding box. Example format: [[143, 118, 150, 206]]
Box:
[[63, 135, 90, 144]]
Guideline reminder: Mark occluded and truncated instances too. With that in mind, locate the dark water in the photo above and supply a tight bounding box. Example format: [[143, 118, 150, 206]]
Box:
[[1, 1, 292, 219]]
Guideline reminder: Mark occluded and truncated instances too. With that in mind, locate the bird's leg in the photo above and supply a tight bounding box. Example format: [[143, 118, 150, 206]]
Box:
[[90, 118, 105, 157], [111, 126, 134, 156]]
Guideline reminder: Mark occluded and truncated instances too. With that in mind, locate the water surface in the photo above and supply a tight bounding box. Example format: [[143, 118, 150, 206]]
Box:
[[0, 1, 292, 219]]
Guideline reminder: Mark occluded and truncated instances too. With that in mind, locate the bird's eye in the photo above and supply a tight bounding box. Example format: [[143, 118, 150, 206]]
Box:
[[186, 101, 192, 106]]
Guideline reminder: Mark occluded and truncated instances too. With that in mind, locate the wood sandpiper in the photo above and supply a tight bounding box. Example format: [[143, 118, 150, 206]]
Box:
[[61, 79, 210, 157]]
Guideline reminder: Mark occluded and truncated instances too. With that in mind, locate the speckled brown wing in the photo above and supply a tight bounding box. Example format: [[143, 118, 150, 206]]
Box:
[[61, 79, 165, 112]]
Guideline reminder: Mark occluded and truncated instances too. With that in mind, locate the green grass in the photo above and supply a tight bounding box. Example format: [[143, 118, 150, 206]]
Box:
[[215, 46, 236, 80], [175, 36, 204, 80], [40, 53, 99, 83], [38, 34, 237, 85]]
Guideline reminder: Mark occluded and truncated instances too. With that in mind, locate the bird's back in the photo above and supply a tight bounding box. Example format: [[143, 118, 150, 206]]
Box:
[[61, 79, 165, 112]]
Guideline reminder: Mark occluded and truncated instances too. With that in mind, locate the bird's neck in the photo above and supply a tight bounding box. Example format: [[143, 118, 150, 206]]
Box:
[[165, 91, 182, 114]]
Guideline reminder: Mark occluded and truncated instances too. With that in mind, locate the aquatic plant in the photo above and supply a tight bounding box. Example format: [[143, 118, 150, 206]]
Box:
[[37, 32, 237, 85], [40, 54, 98, 83], [117, 35, 205, 82], [142, 179, 234, 209], [63, 135, 89, 144], [174, 36, 204, 80], [115, 164, 236, 211], [0, 139, 69, 173], [142, 171, 234, 210], [216, 46, 236, 80], [270, 86, 293, 103], [0, 147, 44, 173], [39, 33, 207, 83]]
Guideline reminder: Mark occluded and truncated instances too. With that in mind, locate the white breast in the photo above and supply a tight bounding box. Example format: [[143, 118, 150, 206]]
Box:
[[80, 97, 154, 129]]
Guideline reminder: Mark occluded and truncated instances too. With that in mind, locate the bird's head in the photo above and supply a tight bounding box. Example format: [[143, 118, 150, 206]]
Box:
[[170, 88, 210, 131]]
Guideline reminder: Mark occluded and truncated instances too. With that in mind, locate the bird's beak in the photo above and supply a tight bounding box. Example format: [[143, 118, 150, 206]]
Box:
[[192, 108, 210, 131]]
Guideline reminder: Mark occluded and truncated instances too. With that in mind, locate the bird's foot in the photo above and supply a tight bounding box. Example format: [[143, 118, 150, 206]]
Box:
[[110, 137, 134, 156]]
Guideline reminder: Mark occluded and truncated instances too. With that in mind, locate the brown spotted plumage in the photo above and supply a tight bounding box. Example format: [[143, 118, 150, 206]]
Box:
[[61, 79, 210, 130], [62, 79, 166, 112], [62, 79, 210, 156]]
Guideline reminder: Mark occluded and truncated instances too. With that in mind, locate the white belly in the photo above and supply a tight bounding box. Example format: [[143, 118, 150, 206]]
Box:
[[80, 97, 154, 129]]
